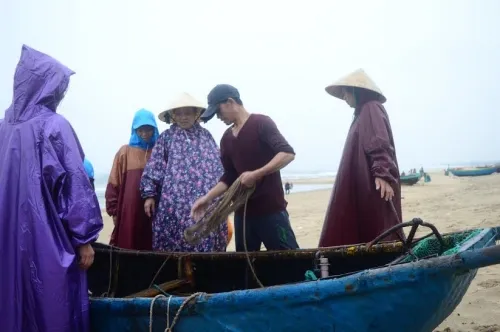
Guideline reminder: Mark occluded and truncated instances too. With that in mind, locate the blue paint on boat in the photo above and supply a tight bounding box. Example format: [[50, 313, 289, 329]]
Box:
[[449, 167, 497, 177], [89, 227, 500, 332]]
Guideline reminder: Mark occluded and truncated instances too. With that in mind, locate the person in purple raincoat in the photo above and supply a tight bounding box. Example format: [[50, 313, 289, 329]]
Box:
[[0, 45, 103, 332], [140, 93, 228, 252]]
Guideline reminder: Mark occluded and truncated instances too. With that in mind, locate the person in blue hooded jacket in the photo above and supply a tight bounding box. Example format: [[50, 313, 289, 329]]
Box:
[[105, 109, 159, 250], [83, 157, 95, 190]]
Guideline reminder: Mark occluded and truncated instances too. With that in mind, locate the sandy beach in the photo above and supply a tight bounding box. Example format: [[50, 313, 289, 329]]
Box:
[[97, 172, 500, 331]]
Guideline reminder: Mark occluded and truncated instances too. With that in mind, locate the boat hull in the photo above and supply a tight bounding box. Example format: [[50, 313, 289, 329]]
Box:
[[400, 174, 421, 185], [89, 228, 498, 332], [91, 269, 477, 332], [449, 167, 496, 177]]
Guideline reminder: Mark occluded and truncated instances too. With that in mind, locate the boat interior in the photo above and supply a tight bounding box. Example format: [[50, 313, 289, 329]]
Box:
[[87, 225, 482, 298], [88, 241, 407, 298]]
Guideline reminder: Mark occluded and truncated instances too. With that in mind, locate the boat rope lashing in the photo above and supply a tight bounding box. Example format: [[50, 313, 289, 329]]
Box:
[[184, 178, 265, 288], [149, 292, 205, 332], [149, 294, 172, 332]]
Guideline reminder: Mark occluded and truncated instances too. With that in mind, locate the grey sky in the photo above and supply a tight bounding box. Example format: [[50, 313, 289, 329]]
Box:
[[1, 0, 499, 174]]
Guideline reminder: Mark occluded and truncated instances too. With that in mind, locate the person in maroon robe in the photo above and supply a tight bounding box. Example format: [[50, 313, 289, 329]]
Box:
[[318, 69, 404, 247], [105, 109, 159, 250]]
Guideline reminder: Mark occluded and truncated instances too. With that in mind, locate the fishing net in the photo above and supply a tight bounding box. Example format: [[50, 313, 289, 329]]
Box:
[[401, 229, 483, 263]]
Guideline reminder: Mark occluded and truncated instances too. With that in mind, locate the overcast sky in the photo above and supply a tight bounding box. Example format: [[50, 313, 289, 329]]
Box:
[[1, 0, 499, 175]]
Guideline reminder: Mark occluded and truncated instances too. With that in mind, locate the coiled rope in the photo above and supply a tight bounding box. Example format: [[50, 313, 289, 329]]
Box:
[[184, 178, 264, 288], [185, 178, 252, 244]]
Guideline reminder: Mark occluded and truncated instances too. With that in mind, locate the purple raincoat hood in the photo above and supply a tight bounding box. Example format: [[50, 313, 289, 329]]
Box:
[[5, 44, 75, 123]]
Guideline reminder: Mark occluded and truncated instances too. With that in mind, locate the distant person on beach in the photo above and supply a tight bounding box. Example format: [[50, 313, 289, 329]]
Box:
[[140, 93, 228, 252], [191, 84, 300, 252], [0, 45, 103, 332], [285, 181, 291, 194], [318, 69, 404, 247], [84, 157, 96, 190], [105, 109, 159, 250], [424, 173, 431, 183]]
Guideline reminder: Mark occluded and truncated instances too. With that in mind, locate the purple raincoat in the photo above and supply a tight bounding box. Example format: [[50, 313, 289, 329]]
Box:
[[0, 45, 103, 332]]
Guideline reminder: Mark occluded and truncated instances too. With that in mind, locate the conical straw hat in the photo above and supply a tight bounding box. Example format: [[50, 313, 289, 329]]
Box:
[[158, 92, 207, 123], [325, 69, 386, 103]]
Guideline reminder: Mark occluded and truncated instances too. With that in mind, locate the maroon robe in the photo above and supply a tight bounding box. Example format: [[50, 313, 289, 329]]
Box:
[[105, 145, 153, 250], [318, 98, 403, 247]]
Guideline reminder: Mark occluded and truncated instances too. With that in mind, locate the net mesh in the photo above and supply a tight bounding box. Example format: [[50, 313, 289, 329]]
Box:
[[401, 229, 483, 263]]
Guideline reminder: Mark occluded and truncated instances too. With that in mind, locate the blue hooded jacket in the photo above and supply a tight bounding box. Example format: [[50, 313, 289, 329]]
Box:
[[129, 108, 159, 150], [83, 158, 94, 178], [83, 157, 96, 190]]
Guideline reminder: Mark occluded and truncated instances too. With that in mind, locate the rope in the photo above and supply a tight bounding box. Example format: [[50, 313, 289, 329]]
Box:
[[149, 294, 169, 332], [99, 245, 114, 297], [149, 255, 172, 289], [184, 178, 254, 244], [242, 195, 264, 288], [184, 178, 264, 288], [149, 292, 204, 332]]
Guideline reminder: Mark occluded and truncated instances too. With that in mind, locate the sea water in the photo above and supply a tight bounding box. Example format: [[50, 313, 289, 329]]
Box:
[[93, 180, 332, 209]]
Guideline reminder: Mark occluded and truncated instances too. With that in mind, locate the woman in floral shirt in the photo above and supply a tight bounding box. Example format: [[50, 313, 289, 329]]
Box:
[[140, 93, 228, 252]]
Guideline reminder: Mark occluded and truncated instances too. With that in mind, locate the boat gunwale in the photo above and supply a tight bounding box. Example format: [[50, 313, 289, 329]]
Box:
[[91, 228, 483, 260]]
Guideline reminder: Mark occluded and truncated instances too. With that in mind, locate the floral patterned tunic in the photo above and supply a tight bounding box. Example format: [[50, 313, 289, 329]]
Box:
[[140, 123, 227, 252]]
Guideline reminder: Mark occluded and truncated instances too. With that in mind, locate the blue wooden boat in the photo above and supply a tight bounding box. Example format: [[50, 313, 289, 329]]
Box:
[[88, 219, 500, 332], [449, 167, 497, 177], [400, 173, 421, 185]]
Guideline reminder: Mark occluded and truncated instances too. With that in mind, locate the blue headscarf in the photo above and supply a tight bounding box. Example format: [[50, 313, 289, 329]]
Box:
[[129, 108, 160, 150], [83, 158, 94, 178]]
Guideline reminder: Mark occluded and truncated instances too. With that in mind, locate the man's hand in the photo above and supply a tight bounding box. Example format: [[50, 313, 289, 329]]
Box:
[[191, 195, 211, 221], [144, 198, 155, 218], [239, 171, 260, 188], [375, 177, 394, 201], [78, 243, 95, 270]]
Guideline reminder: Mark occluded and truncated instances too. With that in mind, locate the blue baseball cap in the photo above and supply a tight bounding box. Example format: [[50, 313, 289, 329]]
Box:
[[201, 84, 240, 122]]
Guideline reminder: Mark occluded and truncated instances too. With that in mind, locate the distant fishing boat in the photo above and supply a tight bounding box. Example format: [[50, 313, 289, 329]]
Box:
[[400, 173, 421, 185], [88, 220, 500, 332], [449, 167, 497, 177]]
